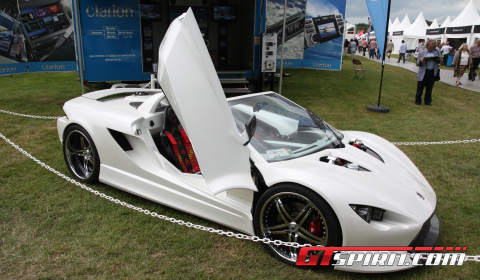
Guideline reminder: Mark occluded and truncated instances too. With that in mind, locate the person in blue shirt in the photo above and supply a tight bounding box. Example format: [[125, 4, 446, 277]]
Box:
[[397, 40, 408, 64], [415, 40, 442, 106]]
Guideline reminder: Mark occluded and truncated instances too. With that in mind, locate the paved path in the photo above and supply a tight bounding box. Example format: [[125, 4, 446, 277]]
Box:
[[361, 54, 480, 93]]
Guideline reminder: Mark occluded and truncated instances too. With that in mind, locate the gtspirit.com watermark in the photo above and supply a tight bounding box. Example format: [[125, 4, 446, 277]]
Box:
[[296, 247, 472, 267]]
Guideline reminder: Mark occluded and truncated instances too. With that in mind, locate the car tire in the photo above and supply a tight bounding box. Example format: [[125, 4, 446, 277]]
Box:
[[63, 125, 100, 184], [253, 183, 342, 266]]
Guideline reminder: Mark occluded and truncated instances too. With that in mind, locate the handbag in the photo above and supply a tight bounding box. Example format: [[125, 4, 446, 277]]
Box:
[[435, 68, 441, 81]]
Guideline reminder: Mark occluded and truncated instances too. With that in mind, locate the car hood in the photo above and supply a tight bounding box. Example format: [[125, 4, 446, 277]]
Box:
[[157, 8, 256, 195], [255, 131, 436, 224]]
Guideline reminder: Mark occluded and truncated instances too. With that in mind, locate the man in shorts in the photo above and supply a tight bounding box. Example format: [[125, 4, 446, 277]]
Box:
[[386, 39, 394, 58]]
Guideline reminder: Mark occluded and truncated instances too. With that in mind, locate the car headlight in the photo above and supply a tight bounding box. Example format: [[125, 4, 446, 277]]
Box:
[[350, 204, 385, 223]]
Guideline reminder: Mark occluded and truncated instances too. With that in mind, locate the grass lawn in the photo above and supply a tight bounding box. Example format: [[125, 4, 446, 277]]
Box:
[[1, 57, 479, 279]]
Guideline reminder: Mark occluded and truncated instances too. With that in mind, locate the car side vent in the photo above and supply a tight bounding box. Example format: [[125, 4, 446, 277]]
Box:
[[349, 140, 384, 163], [130, 102, 143, 109], [108, 129, 133, 151]]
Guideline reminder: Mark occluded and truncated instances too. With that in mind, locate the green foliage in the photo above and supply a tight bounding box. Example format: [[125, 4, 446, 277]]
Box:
[[0, 61, 479, 278]]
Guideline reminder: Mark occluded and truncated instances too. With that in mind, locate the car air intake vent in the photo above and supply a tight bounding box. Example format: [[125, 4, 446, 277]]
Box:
[[319, 156, 370, 171], [108, 129, 133, 151], [130, 102, 143, 109], [349, 139, 384, 163]]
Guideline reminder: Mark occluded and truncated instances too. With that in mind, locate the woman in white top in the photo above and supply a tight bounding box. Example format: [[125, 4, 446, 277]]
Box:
[[452, 43, 473, 86]]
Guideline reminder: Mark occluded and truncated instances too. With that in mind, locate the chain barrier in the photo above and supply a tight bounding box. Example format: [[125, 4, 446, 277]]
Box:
[[0, 109, 61, 120], [392, 139, 480, 146], [2, 109, 480, 146], [0, 132, 314, 249], [2, 132, 480, 262]]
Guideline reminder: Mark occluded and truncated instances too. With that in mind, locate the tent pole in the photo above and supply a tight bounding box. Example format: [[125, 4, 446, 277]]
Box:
[[278, 0, 287, 95]]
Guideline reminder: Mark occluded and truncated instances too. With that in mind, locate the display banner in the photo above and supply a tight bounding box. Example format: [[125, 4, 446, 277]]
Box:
[[17, 0, 76, 72], [266, 0, 307, 68], [365, 0, 389, 60], [78, 0, 143, 81], [0, 0, 28, 74], [302, 0, 346, 70], [446, 26, 473, 34], [426, 28, 445, 36]]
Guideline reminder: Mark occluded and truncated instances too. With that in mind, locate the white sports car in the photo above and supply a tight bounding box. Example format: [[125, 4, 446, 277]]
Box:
[[57, 9, 439, 272]]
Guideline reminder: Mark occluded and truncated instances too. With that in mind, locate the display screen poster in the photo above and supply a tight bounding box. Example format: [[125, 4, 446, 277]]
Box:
[[266, 0, 346, 70], [0, 0, 28, 74], [266, 0, 307, 68], [17, 0, 77, 72], [78, 0, 143, 81], [302, 0, 346, 70]]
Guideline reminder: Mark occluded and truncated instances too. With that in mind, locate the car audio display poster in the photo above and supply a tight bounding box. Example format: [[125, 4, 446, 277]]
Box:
[[0, 0, 28, 75], [266, 0, 307, 68], [302, 0, 346, 70], [266, 0, 346, 70], [17, 0, 77, 72], [78, 0, 143, 81]]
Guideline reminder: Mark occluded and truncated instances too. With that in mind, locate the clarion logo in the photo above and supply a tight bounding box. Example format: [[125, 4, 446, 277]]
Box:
[[86, 5, 134, 18]]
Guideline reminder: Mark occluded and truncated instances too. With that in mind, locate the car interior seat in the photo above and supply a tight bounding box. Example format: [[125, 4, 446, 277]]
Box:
[[159, 107, 200, 173]]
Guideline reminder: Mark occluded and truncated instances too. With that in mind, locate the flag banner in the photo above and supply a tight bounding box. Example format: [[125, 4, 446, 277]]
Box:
[[0, 0, 28, 74], [365, 0, 389, 59]]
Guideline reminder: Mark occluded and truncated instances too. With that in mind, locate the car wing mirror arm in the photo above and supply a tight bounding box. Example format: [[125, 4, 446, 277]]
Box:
[[243, 115, 257, 146]]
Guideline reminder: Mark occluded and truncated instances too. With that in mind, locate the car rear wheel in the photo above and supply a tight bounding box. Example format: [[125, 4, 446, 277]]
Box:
[[63, 125, 100, 183], [254, 183, 342, 266]]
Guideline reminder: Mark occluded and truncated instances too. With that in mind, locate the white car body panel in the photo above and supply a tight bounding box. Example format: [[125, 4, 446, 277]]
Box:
[[56, 9, 439, 273], [157, 9, 256, 195]]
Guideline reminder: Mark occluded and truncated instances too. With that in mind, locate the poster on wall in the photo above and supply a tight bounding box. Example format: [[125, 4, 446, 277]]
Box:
[[266, 0, 307, 68], [0, 0, 28, 75], [302, 0, 346, 70], [17, 0, 77, 72], [78, 0, 143, 82]]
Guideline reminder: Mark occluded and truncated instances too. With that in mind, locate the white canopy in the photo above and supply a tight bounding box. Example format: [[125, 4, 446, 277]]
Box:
[[389, 17, 400, 35], [426, 18, 446, 41], [403, 12, 429, 49], [429, 19, 439, 29], [392, 15, 412, 51], [446, 0, 480, 46], [441, 16, 451, 28]]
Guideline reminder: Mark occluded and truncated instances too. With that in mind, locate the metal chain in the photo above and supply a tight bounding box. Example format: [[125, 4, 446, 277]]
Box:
[[392, 139, 480, 146], [1, 109, 480, 146], [465, 256, 480, 262], [0, 109, 61, 120], [0, 131, 314, 249]]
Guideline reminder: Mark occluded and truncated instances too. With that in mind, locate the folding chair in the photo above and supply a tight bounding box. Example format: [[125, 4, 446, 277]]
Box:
[[351, 59, 366, 80]]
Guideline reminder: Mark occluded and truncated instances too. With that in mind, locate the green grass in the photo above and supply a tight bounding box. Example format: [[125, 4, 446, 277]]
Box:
[[1, 59, 479, 279]]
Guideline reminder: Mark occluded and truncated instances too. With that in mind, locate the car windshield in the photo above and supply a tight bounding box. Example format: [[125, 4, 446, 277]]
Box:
[[228, 93, 343, 162]]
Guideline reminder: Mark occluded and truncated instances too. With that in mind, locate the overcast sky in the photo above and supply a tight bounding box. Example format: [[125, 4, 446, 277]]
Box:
[[345, 0, 480, 25]]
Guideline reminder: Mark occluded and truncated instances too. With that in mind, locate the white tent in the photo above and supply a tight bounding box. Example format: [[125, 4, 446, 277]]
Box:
[[392, 15, 412, 51], [344, 23, 357, 40], [441, 16, 452, 28], [472, 17, 480, 41], [389, 17, 400, 36], [445, 0, 480, 47], [426, 18, 446, 42], [429, 19, 439, 29], [403, 12, 429, 49]]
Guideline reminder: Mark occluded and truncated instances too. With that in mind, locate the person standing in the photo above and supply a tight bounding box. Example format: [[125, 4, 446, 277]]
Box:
[[415, 40, 442, 106], [441, 41, 453, 64], [362, 39, 368, 56], [344, 39, 349, 57], [358, 38, 363, 53], [416, 40, 426, 53], [369, 39, 377, 59], [397, 40, 408, 64], [349, 39, 357, 60], [452, 43, 472, 86], [469, 40, 480, 80], [386, 40, 394, 58]]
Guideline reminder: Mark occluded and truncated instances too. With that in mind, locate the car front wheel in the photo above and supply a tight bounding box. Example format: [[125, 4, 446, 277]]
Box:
[[254, 183, 342, 266], [63, 125, 100, 183]]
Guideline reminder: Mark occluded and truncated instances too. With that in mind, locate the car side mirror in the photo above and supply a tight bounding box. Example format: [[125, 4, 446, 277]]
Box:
[[244, 115, 257, 146]]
